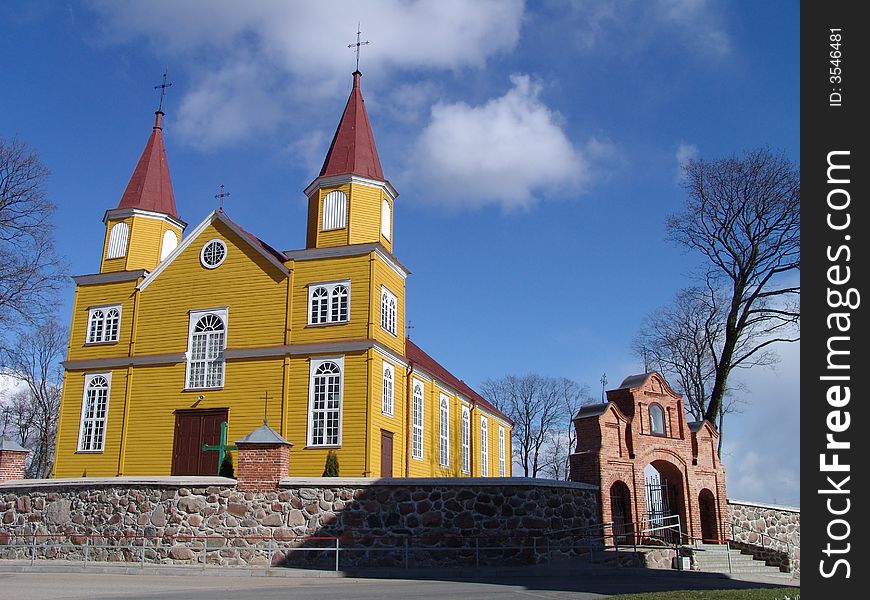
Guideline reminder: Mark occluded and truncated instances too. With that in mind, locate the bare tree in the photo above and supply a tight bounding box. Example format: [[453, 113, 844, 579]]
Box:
[[668, 148, 799, 424], [482, 375, 586, 478], [1, 320, 66, 478], [541, 379, 594, 480], [0, 137, 65, 350]]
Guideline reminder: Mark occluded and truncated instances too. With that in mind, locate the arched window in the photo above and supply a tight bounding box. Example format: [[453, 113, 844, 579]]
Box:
[[461, 406, 471, 474], [439, 395, 450, 467], [310, 286, 329, 324], [480, 417, 489, 477], [381, 199, 391, 240], [309, 359, 342, 446], [106, 222, 129, 259], [498, 427, 506, 476], [412, 381, 424, 459], [322, 190, 348, 230], [78, 373, 111, 451], [308, 281, 350, 325], [331, 284, 349, 322], [160, 230, 178, 261], [381, 288, 397, 335], [87, 305, 121, 344], [186, 312, 226, 389], [382, 362, 394, 415], [649, 403, 666, 435]]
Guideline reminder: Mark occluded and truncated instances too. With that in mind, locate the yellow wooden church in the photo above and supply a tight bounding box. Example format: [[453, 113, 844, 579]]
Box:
[[53, 71, 513, 480]]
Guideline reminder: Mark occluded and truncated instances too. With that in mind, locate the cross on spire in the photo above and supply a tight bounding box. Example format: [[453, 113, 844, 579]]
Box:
[[600, 373, 608, 403], [406, 320, 414, 339], [348, 23, 370, 72], [214, 184, 231, 212], [154, 69, 173, 113]]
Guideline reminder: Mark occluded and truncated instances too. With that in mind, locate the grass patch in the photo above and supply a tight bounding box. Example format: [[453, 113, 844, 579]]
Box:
[[611, 589, 800, 600]]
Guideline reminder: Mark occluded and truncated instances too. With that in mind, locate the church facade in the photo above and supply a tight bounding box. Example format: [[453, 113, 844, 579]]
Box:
[[53, 71, 513, 480]]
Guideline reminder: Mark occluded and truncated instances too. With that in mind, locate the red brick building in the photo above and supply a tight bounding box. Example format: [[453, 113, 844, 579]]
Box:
[[569, 372, 729, 544]]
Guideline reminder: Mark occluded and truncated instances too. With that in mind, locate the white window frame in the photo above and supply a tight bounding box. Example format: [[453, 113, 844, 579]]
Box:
[[322, 190, 348, 231], [439, 393, 450, 467], [77, 372, 112, 452], [200, 238, 227, 269], [380, 286, 397, 336], [382, 362, 395, 416], [381, 199, 391, 240], [86, 304, 122, 345], [461, 405, 470, 474], [498, 426, 506, 476], [308, 280, 351, 326], [480, 416, 489, 477], [307, 356, 344, 447], [106, 222, 129, 259], [412, 379, 424, 460], [160, 230, 178, 261], [185, 308, 228, 390]]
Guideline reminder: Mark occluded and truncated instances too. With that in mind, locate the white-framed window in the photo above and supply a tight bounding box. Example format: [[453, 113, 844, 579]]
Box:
[[322, 190, 348, 230], [106, 222, 129, 259], [439, 394, 450, 467], [649, 403, 666, 435], [160, 230, 178, 261], [77, 372, 111, 452], [185, 309, 227, 389], [200, 239, 227, 269], [381, 199, 391, 240], [381, 287, 397, 335], [308, 357, 343, 446], [498, 426, 506, 476], [412, 379, 424, 460], [461, 405, 470, 474], [382, 362, 395, 416], [86, 305, 121, 344], [480, 416, 489, 477], [309, 281, 350, 325]]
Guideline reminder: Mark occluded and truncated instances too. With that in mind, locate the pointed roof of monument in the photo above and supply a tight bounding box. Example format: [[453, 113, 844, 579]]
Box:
[[116, 111, 179, 218], [319, 71, 385, 181]]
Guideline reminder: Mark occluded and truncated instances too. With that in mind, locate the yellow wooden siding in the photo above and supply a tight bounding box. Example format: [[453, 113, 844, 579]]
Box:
[[54, 368, 127, 478], [100, 216, 134, 273], [67, 280, 139, 361], [347, 183, 392, 253], [314, 185, 351, 248], [134, 220, 288, 356], [290, 255, 371, 345], [368, 352, 406, 477], [371, 258, 405, 355]]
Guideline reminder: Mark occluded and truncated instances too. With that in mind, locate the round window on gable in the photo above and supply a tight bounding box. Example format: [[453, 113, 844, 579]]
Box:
[[201, 239, 227, 269]]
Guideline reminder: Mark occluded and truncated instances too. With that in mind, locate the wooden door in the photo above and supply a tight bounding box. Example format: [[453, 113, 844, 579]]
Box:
[[380, 430, 394, 478], [172, 409, 227, 476]]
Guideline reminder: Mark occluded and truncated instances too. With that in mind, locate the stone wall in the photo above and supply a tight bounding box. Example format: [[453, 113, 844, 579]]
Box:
[[728, 498, 800, 577], [0, 477, 599, 568]]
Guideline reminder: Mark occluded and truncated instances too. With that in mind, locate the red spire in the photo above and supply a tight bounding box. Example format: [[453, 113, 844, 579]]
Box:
[[116, 111, 179, 218], [319, 71, 384, 181]]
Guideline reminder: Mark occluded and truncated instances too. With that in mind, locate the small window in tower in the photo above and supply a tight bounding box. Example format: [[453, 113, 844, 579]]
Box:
[[86, 305, 122, 344], [381, 287, 397, 335], [200, 239, 227, 269], [106, 222, 129, 259], [381, 199, 391, 241], [160, 230, 179, 261], [308, 280, 350, 325], [649, 403, 666, 435], [322, 190, 347, 231]]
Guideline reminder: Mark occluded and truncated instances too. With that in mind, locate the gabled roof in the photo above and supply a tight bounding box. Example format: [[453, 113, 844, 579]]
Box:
[[405, 339, 513, 426], [318, 71, 384, 181], [116, 111, 179, 218], [615, 371, 681, 397]]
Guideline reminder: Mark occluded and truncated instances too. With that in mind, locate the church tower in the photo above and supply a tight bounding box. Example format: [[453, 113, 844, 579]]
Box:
[[100, 110, 186, 273], [304, 71, 398, 253]]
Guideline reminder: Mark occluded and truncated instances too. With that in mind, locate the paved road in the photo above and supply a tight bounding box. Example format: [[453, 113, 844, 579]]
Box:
[[0, 569, 797, 600]]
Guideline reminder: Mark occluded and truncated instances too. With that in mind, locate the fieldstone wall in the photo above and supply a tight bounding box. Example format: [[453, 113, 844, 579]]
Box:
[[728, 498, 800, 578], [0, 477, 599, 568]]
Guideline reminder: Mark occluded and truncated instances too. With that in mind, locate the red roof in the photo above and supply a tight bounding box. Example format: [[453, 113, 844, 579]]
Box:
[[116, 111, 179, 218], [405, 339, 513, 426], [319, 71, 384, 181]]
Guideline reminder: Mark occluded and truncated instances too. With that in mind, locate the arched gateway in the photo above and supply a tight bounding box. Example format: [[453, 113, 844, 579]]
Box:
[[569, 372, 729, 544]]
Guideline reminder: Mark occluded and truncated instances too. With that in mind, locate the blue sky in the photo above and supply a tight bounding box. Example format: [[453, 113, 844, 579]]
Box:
[[1, 1, 799, 505]]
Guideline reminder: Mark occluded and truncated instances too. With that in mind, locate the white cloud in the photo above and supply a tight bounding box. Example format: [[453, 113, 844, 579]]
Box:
[[88, 0, 524, 148], [674, 141, 698, 182], [408, 74, 591, 210]]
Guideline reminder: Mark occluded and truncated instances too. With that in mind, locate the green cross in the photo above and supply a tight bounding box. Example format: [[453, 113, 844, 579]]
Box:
[[202, 421, 236, 475]]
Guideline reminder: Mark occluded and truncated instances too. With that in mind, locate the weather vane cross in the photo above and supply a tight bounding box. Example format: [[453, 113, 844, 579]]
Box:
[[214, 184, 231, 212], [154, 69, 173, 112], [600, 373, 608, 403], [348, 23, 370, 71], [406, 320, 414, 339]]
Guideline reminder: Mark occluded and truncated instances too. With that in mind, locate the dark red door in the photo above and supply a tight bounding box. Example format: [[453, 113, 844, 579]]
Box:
[[380, 430, 394, 478], [172, 409, 228, 476]]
